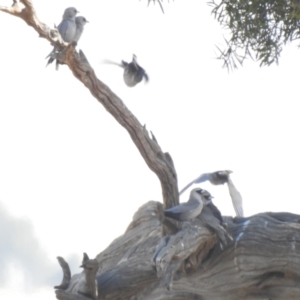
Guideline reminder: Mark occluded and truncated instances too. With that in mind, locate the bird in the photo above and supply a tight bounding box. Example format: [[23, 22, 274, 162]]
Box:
[[57, 7, 79, 43], [103, 54, 149, 87], [46, 7, 79, 69], [180, 170, 233, 195], [73, 16, 89, 44], [180, 170, 244, 217], [164, 188, 212, 221]]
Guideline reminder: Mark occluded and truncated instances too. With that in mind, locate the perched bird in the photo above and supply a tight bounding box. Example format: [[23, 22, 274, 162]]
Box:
[[164, 188, 212, 221], [57, 7, 79, 43], [103, 54, 149, 87], [199, 204, 233, 248], [193, 189, 232, 247], [180, 170, 244, 217], [73, 16, 89, 43], [46, 7, 79, 69]]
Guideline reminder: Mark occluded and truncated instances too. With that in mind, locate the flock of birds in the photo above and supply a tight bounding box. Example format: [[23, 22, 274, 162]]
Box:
[[47, 7, 244, 227], [165, 170, 244, 223], [46, 7, 149, 86]]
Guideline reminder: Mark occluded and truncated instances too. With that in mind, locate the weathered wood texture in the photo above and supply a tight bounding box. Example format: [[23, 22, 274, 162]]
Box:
[[0, 0, 178, 208], [55, 202, 300, 300], [2, 2, 300, 300]]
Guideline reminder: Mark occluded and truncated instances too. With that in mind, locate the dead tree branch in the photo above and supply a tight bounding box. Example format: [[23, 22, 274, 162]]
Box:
[[54, 201, 300, 300], [0, 0, 178, 208]]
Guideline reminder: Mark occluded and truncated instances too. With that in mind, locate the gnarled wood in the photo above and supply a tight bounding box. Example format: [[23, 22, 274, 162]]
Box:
[[54, 203, 300, 300], [79, 253, 100, 300], [3, 2, 300, 300], [54, 257, 71, 290]]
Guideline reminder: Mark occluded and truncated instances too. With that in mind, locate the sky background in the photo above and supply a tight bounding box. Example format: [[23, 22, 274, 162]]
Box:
[[1, 0, 300, 299]]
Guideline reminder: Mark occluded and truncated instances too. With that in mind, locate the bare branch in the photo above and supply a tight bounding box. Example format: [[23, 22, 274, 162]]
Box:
[[53, 202, 300, 300], [54, 257, 72, 290], [0, 0, 179, 208]]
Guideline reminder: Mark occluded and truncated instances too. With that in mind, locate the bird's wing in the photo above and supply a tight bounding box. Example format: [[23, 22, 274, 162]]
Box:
[[227, 178, 244, 217], [143, 71, 149, 82], [57, 20, 69, 40], [165, 199, 200, 214], [179, 180, 195, 195], [165, 198, 203, 220], [179, 173, 211, 195], [194, 173, 212, 183], [57, 20, 76, 43], [206, 202, 223, 225], [102, 59, 124, 68], [200, 207, 233, 247], [73, 26, 83, 43]]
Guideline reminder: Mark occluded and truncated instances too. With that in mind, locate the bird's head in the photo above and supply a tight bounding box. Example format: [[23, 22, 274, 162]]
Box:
[[216, 170, 232, 180], [75, 16, 89, 26], [201, 190, 214, 204], [194, 188, 205, 195], [64, 7, 79, 18]]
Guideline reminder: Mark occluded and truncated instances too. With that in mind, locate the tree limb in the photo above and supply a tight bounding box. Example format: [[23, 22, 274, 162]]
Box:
[[0, 0, 179, 208], [53, 201, 300, 300], [54, 257, 72, 290]]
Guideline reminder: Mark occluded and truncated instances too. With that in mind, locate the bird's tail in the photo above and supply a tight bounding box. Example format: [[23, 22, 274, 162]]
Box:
[[102, 59, 124, 68]]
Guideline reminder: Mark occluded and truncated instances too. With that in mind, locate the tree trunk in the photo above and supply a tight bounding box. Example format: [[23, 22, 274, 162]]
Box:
[[55, 201, 300, 300], [1, 2, 300, 300]]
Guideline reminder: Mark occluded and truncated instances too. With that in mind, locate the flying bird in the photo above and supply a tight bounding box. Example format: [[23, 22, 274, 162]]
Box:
[[180, 170, 244, 217], [103, 54, 149, 87], [164, 188, 212, 221], [46, 7, 79, 69]]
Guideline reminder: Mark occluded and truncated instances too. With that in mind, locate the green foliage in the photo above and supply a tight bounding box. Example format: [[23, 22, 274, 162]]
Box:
[[208, 0, 300, 70]]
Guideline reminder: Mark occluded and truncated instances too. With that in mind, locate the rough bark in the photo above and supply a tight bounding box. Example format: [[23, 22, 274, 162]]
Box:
[[0, 0, 178, 208], [2, 2, 300, 300], [54, 202, 300, 300]]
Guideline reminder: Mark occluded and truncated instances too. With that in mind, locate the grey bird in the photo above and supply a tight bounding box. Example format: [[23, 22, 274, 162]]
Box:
[[164, 188, 212, 221], [103, 54, 149, 87], [180, 170, 244, 217], [46, 7, 79, 69], [73, 16, 89, 43]]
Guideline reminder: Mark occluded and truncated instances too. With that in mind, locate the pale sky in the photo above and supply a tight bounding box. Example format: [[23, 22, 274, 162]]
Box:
[[1, 1, 300, 299]]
